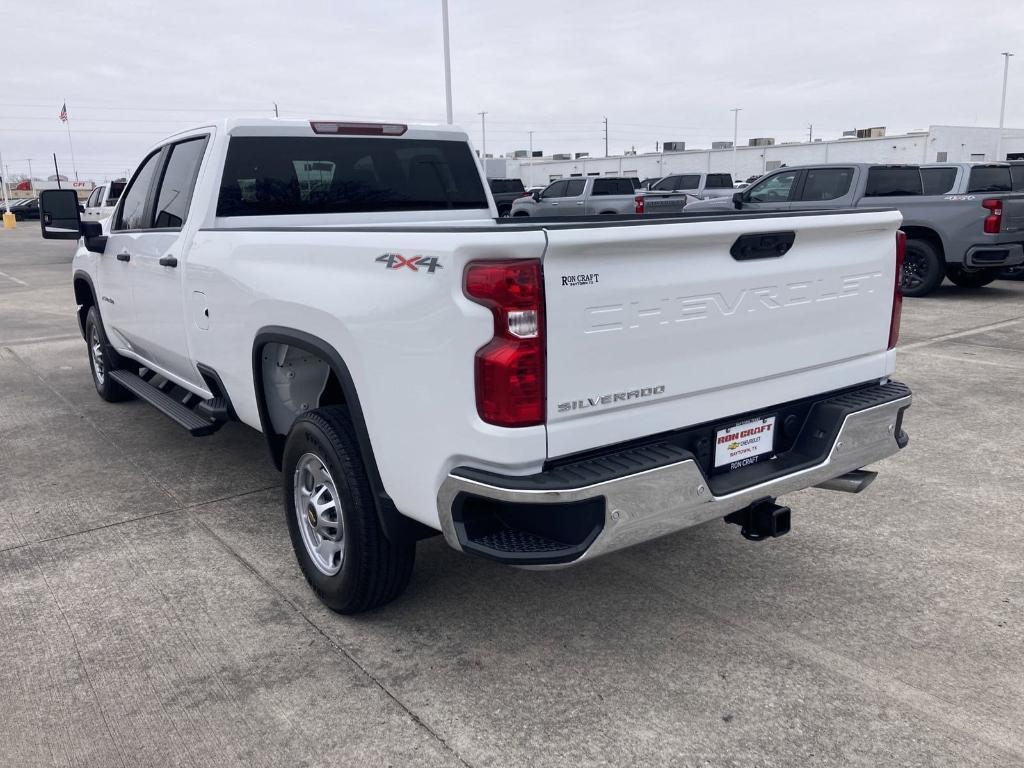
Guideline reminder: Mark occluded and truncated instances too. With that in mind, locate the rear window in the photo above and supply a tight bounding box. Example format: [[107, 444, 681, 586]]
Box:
[[705, 174, 733, 188], [592, 178, 634, 195], [921, 167, 958, 195], [865, 167, 922, 197], [967, 166, 1012, 193], [488, 178, 524, 194], [1011, 164, 1024, 190], [217, 136, 488, 216], [107, 181, 127, 203]]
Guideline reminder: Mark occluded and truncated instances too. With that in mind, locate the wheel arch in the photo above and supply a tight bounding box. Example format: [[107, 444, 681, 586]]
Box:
[[900, 226, 946, 262], [252, 326, 419, 542], [72, 270, 98, 339]]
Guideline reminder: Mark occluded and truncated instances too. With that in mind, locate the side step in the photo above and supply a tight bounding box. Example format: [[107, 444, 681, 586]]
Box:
[[108, 369, 225, 436]]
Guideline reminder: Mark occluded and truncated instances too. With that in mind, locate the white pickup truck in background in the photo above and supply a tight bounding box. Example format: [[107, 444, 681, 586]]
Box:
[[40, 118, 912, 613]]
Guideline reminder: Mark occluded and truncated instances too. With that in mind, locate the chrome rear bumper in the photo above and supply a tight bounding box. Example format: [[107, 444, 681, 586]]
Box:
[[437, 390, 911, 568]]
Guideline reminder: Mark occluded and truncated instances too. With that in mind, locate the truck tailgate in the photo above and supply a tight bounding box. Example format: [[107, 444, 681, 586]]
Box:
[[542, 210, 902, 458]]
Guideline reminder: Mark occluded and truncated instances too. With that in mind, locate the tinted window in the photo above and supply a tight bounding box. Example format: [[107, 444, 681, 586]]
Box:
[[677, 175, 700, 189], [592, 178, 634, 195], [115, 151, 162, 231], [1011, 164, 1024, 190], [542, 180, 567, 197], [746, 170, 799, 203], [489, 179, 523, 194], [921, 167, 958, 195], [967, 166, 1011, 193], [564, 179, 586, 196], [153, 137, 208, 229], [86, 186, 103, 208], [705, 174, 733, 188], [652, 175, 682, 190], [217, 137, 488, 216], [799, 168, 854, 201], [107, 181, 127, 204], [865, 167, 922, 197]]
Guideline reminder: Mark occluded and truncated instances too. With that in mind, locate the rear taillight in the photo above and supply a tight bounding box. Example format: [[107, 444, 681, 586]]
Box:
[[634, 195, 645, 215], [889, 230, 905, 350], [465, 260, 545, 427], [982, 198, 1003, 234]]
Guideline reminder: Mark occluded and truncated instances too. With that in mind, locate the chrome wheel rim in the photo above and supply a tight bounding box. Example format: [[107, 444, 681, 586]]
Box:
[[89, 326, 105, 385], [293, 453, 344, 576]]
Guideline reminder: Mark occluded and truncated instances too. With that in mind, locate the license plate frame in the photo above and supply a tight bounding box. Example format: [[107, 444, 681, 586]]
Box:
[[713, 414, 777, 473]]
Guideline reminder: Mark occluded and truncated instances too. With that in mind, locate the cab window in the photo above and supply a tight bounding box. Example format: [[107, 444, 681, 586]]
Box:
[[114, 151, 163, 231], [152, 137, 208, 229]]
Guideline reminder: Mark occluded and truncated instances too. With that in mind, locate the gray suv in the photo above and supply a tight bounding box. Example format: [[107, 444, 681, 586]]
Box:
[[511, 177, 638, 216]]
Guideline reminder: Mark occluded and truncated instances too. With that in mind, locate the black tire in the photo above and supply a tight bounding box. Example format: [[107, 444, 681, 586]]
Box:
[[901, 239, 944, 297], [512, 210, 530, 217], [945, 264, 998, 289], [497, 205, 512, 218], [283, 406, 415, 614], [84, 305, 133, 402]]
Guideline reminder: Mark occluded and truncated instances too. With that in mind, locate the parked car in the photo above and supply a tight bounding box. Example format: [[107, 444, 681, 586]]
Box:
[[640, 172, 735, 214], [10, 198, 39, 220], [638, 177, 661, 190], [487, 178, 526, 217], [83, 181, 127, 221], [510, 176, 639, 216], [40, 117, 911, 613], [686, 163, 1024, 296]]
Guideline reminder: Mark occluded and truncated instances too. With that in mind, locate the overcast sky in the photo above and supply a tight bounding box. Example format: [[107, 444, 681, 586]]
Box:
[[3, 1, 1022, 182]]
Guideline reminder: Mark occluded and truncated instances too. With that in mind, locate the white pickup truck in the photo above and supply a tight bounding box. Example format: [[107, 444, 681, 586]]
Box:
[[40, 118, 912, 613]]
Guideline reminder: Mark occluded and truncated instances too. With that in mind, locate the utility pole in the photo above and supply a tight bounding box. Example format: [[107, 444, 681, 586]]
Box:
[[478, 111, 487, 173], [53, 153, 61, 189], [603, 116, 608, 157], [731, 108, 742, 179], [808, 124, 813, 143], [997, 52, 1014, 160], [0, 149, 9, 213], [527, 130, 534, 186], [273, 102, 279, 118], [25, 158, 33, 195], [441, 0, 453, 124]]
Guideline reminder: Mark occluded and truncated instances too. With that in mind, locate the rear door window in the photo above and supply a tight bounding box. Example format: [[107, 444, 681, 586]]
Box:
[[798, 168, 854, 201], [865, 167, 922, 197], [705, 174, 733, 188], [677, 174, 701, 189], [217, 136, 488, 216], [564, 179, 586, 197], [921, 167, 958, 195], [967, 166, 1012, 193], [592, 178, 633, 195]]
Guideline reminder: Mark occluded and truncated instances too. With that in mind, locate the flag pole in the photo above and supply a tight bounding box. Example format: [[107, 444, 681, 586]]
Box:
[[63, 99, 79, 182]]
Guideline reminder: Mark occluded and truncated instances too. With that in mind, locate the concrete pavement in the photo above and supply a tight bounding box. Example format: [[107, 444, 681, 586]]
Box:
[[1, 225, 1022, 767]]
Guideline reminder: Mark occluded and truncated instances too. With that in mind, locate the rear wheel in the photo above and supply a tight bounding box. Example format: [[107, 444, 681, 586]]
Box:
[[497, 205, 512, 218], [84, 306, 132, 402], [945, 264, 998, 289], [512, 210, 530, 217], [901, 239, 944, 297], [283, 405, 415, 614]]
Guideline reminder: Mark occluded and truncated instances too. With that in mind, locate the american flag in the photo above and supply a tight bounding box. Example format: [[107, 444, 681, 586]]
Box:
[[59, 103, 68, 123]]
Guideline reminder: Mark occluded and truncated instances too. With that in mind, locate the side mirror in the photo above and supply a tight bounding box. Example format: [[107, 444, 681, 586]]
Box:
[[81, 220, 107, 254], [39, 189, 82, 240], [732, 191, 744, 210], [532, 190, 541, 201]]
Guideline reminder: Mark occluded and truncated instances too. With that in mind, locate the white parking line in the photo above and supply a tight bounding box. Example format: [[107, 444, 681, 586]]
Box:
[[0, 270, 28, 287]]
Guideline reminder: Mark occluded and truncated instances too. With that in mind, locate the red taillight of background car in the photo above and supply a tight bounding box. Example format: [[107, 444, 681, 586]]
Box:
[[982, 198, 1003, 234], [889, 230, 906, 350], [464, 260, 545, 427]]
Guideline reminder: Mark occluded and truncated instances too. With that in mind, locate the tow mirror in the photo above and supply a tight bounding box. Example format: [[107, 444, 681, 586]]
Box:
[[39, 189, 82, 240], [732, 191, 744, 210], [532, 190, 541, 201]]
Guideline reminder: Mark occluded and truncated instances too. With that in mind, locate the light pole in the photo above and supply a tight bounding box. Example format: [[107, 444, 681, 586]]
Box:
[[730, 108, 742, 179], [441, 0, 453, 124], [478, 111, 487, 175], [997, 52, 1014, 161], [528, 130, 534, 186]]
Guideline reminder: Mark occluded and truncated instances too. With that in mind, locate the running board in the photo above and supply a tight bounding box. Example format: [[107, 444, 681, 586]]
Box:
[[108, 369, 225, 436]]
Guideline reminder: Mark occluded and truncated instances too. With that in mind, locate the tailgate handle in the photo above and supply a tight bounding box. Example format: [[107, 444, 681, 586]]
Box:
[[731, 232, 795, 261]]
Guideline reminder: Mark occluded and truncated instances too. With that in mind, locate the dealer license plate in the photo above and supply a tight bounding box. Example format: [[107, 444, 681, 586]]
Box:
[[714, 415, 777, 471]]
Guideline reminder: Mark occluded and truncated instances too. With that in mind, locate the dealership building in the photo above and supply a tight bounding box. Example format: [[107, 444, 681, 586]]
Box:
[[492, 125, 1024, 185]]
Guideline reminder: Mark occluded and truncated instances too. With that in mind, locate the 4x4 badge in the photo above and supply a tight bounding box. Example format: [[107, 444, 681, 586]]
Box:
[[375, 253, 443, 274]]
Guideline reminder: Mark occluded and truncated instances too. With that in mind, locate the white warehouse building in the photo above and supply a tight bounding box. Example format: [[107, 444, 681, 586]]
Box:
[[493, 125, 1024, 186]]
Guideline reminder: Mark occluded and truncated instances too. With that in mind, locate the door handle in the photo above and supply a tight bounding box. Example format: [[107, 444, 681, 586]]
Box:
[[159, 255, 178, 268], [116, 252, 131, 262], [576, 201, 584, 205]]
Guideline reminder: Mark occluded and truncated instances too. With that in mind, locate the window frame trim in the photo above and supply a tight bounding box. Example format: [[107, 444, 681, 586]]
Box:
[[150, 134, 211, 231], [112, 147, 167, 233]]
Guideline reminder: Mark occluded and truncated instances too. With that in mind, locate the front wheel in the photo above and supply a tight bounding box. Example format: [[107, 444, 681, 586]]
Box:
[[901, 239, 944, 297], [84, 306, 132, 402], [283, 405, 415, 614], [945, 264, 998, 289]]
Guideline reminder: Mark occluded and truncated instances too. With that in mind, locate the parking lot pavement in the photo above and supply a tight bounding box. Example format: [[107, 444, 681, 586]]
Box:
[[1, 225, 1022, 767]]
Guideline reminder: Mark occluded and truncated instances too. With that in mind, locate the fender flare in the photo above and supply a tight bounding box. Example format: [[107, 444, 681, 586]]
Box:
[[252, 326, 414, 542], [72, 270, 98, 339]]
